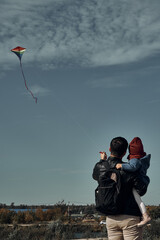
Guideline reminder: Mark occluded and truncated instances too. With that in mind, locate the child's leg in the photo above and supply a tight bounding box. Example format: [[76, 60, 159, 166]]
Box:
[[132, 188, 146, 214], [132, 188, 151, 227]]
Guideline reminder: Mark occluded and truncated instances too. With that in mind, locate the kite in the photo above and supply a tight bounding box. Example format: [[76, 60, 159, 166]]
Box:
[[11, 46, 38, 103]]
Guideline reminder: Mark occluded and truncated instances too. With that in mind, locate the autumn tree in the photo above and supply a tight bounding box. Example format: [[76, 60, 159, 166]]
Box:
[[12, 211, 25, 224], [46, 208, 62, 221], [0, 208, 14, 224], [35, 208, 45, 221], [148, 206, 160, 219], [24, 211, 34, 223]]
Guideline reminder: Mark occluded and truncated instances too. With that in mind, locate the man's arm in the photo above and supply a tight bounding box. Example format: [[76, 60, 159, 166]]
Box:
[[92, 163, 99, 181], [92, 152, 107, 181]]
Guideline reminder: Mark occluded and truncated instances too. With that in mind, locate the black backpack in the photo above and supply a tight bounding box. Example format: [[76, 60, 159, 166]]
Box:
[[95, 162, 122, 215]]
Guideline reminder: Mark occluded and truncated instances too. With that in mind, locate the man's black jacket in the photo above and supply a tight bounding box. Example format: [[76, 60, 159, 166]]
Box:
[[92, 156, 148, 216]]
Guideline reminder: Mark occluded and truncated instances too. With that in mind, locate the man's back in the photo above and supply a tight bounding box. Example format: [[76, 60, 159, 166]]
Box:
[[93, 156, 148, 216], [108, 156, 147, 215]]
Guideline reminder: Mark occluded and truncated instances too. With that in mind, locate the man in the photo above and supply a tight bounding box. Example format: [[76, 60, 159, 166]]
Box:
[[93, 137, 148, 240]]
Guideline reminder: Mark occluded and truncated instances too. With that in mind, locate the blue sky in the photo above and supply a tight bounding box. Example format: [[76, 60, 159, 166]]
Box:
[[0, 0, 160, 206]]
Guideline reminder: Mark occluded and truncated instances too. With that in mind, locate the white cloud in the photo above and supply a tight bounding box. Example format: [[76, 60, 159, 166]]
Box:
[[1, 0, 160, 69], [87, 77, 130, 89], [30, 85, 51, 96], [0, 72, 6, 79], [22, 85, 51, 100], [147, 99, 160, 104]]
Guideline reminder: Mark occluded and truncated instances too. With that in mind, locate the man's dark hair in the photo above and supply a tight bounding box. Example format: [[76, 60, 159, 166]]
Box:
[[110, 137, 128, 157]]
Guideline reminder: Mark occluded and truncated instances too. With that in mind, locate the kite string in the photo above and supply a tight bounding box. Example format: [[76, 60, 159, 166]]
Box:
[[20, 60, 38, 103]]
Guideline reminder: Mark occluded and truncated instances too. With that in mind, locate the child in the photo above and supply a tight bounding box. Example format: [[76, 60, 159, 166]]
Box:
[[116, 137, 151, 227]]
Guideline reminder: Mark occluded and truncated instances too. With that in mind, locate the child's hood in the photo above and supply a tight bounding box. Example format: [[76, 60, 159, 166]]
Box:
[[140, 154, 151, 169]]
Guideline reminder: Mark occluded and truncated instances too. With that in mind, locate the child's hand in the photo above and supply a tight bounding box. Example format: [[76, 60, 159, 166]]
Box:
[[99, 152, 107, 160], [116, 163, 122, 169]]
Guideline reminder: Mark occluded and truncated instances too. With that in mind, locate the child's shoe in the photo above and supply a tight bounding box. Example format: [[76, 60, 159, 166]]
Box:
[[137, 213, 151, 227]]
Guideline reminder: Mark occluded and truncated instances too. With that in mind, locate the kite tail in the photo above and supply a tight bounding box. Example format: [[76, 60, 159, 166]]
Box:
[[20, 60, 38, 103]]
